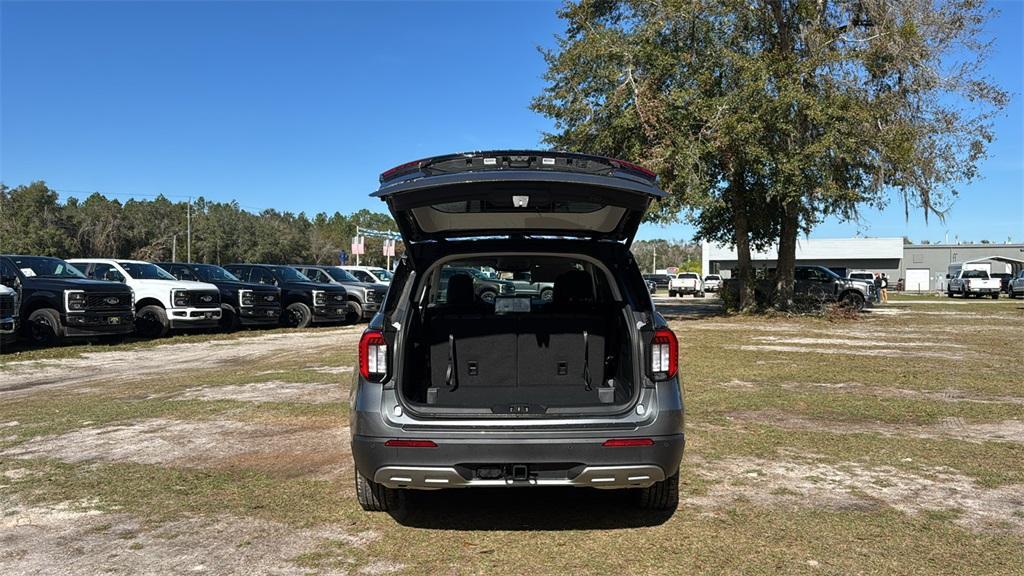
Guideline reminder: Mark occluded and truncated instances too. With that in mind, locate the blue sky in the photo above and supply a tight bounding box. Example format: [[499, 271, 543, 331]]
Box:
[[2, 0, 1021, 244]]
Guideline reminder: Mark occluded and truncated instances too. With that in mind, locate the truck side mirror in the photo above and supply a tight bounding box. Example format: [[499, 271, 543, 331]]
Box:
[[945, 274, 950, 279]]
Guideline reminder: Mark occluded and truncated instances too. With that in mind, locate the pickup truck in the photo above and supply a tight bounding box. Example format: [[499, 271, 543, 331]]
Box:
[[703, 274, 722, 292], [2, 255, 135, 345], [157, 262, 282, 329], [0, 283, 20, 346], [668, 272, 704, 297], [224, 264, 350, 328], [439, 266, 516, 304], [293, 265, 388, 322], [70, 258, 222, 337], [947, 269, 1001, 299], [721, 265, 874, 310], [1009, 271, 1024, 299]]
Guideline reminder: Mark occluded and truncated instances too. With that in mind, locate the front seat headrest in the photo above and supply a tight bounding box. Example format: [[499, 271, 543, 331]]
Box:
[[446, 273, 475, 306]]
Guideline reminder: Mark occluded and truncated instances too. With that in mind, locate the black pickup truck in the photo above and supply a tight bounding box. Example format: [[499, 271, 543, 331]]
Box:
[[0, 284, 19, 346], [722, 265, 875, 310], [0, 255, 135, 345], [157, 262, 282, 330], [224, 264, 350, 328]]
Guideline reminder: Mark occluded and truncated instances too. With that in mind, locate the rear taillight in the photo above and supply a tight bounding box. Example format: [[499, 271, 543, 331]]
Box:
[[609, 158, 657, 179], [651, 328, 678, 379], [359, 330, 388, 380]]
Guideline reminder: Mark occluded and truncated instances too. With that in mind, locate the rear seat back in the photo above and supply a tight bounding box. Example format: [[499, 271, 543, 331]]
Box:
[[516, 314, 605, 389]]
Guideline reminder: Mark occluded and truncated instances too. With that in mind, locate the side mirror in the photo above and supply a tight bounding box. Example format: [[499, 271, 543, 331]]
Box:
[[945, 274, 950, 279], [0, 274, 15, 287]]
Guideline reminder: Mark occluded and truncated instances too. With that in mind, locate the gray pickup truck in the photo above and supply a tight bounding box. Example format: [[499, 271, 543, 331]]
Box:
[[723, 265, 874, 310]]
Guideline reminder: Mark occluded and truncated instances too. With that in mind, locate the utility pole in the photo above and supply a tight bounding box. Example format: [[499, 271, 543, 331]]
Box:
[[652, 245, 657, 274], [186, 197, 192, 263], [172, 234, 177, 262]]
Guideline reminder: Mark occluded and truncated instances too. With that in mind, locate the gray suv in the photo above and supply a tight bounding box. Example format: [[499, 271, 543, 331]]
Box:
[[350, 151, 684, 513]]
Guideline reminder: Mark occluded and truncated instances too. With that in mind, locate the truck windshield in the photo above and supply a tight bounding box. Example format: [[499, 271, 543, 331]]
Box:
[[963, 270, 989, 279], [11, 256, 86, 279], [273, 267, 311, 282], [326, 268, 360, 283], [192, 264, 240, 283], [118, 262, 177, 280]]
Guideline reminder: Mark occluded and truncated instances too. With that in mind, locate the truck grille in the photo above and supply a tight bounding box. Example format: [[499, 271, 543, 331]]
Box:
[[186, 290, 221, 308], [85, 292, 133, 312], [0, 293, 14, 317], [254, 290, 278, 305]]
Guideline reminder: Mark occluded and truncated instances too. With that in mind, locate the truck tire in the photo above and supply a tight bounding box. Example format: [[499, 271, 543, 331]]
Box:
[[947, 288, 954, 298], [26, 308, 62, 346], [285, 302, 312, 328], [479, 290, 497, 304], [668, 290, 677, 298], [636, 472, 679, 511], [219, 304, 240, 331], [540, 288, 554, 302], [136, 305, 169, 338], [840, 291, 865, 311], [347, 300, 363, 323], [355, 471, 404, 512], [1011, 286, 1018, 299], [991, 292, 999, 300]]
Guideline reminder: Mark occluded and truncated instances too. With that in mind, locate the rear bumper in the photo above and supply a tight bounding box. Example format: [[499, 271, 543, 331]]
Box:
[[352, 433, 685, 490]]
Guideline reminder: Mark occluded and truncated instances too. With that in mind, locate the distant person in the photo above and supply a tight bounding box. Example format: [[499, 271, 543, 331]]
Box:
[[873, 273, 883, 303], [880, 273, 889, 304]]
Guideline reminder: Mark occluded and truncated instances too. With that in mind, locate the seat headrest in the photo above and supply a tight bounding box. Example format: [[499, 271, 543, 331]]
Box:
[[446, 273, 475, 306], [553, 270, 594, 307]]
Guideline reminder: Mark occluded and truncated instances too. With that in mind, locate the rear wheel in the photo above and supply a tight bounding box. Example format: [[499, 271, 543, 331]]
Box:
[[355, 471, 404, 512], [991, 292, 999, 300], [636, 472, 679, 511], [668, 290, 677, 298], [284, 302, 312, 328], [135, 305, 169, 338], [26, 308, 62, 346]]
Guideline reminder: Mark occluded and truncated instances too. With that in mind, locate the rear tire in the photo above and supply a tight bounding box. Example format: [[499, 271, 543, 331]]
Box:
[[284, 302, 312, 328], [636, 472, 679, 511], [135, 305, 169, 338], [668, 290, 677, 298], [355, 471, 404, 512], [26, 308, 63, 346], [991, 293, 999, 299]]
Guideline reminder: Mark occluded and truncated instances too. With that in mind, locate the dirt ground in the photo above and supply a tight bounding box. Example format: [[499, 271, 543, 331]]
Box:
[[1, 298, 1022, 575]]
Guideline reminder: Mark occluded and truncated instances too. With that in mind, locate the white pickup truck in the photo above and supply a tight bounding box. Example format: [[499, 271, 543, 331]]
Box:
[[70, 259, 223, 336], [668, 272, 705, 298], [947, 268, 1001, 299]]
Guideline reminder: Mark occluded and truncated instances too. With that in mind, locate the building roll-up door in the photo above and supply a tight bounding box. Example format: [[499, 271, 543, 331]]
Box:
[[905, 268, 930, 292]]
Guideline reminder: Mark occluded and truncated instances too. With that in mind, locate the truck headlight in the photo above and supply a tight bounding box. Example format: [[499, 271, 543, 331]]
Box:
[[172, 289, 190, 307], [65, 290, 87, 312], [312, 290, 326, 307], [239, 289, 254, 307], [364, 290, 375, 303]]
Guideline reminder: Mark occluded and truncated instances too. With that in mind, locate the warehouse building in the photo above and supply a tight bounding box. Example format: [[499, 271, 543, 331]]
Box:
[[702, 238, 1024, 292]]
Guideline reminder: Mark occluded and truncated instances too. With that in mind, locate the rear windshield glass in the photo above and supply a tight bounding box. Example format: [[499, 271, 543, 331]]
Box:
[[962, 270, 989, 279], [678, 273, 698, 279], [428, 256, 610, 311]]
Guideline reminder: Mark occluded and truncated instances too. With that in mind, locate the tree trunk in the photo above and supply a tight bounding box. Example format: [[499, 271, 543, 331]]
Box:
[[774, 200, 799, 310], [727, 179, 754, 310]]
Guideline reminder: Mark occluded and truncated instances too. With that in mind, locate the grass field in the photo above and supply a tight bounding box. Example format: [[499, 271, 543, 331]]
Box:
[[1, 297, 1022, 575]]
